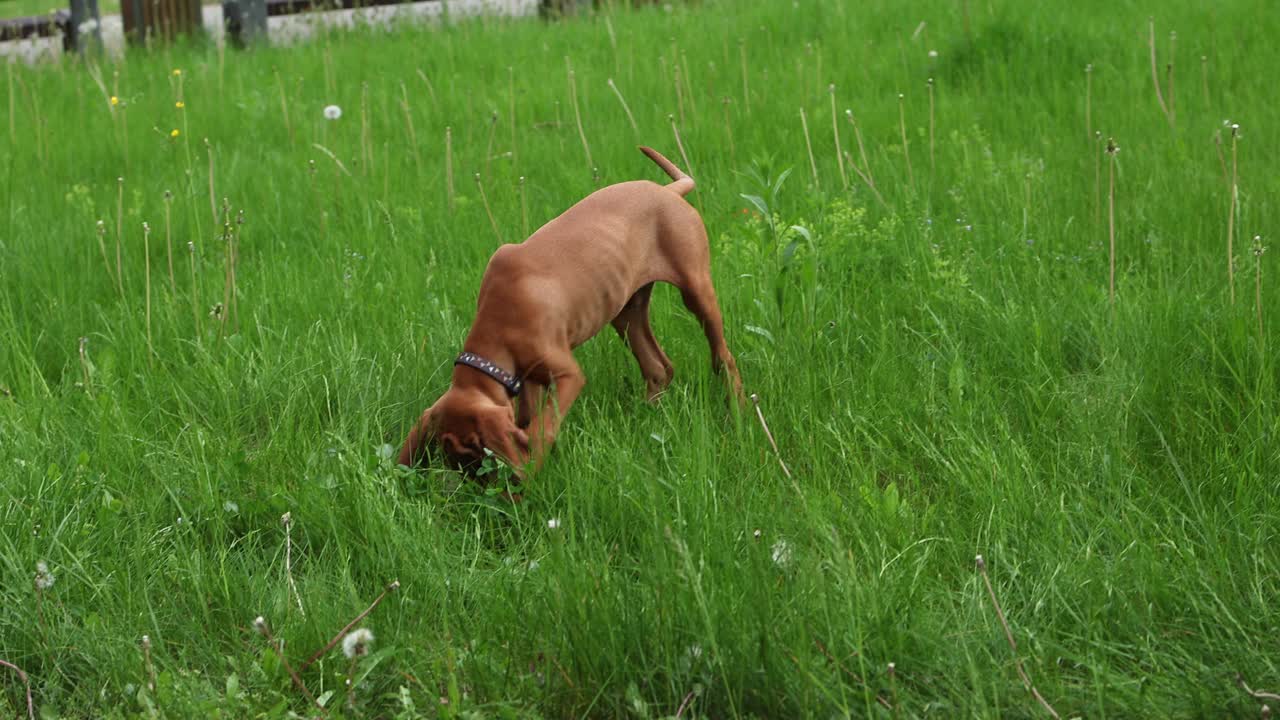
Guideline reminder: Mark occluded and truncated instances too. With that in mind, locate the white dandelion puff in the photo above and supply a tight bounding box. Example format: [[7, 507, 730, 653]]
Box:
[[342, 628, 374, 658], [927, 49, 938, 59], [35, 561, 55, 590], [771, 539, 792, 567], [253, 616, 268, 635], [323, 105, 343, 120]]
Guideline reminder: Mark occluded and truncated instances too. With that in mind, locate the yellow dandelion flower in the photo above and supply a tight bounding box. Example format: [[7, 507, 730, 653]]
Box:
[[172, 69, 181, 76], [175, 101, 185, 109], [170, 129, 180, 138], [110, 96, 119, 106]]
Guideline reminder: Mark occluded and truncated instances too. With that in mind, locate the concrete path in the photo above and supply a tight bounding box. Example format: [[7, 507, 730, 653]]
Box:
[[1, 0, 537, 63]]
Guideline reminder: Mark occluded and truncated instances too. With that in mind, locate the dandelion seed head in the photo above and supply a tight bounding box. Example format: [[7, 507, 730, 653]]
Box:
[[771, 539, 792, 567], [34, 561, 55, 590], [928, 49, 939, 59], [141, 634, 151, 649], [323, 105, 343, 120], [253, 616, 268, 635], [342, 628, 374, 658]]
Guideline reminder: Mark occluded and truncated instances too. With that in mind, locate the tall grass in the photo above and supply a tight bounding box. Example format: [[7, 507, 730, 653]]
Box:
[[1, 0, 1278, 717]]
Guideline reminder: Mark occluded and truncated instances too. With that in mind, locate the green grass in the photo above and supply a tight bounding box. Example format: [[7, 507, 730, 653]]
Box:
[[2, 0, 123, 19], [2, 0, 1279, 716]]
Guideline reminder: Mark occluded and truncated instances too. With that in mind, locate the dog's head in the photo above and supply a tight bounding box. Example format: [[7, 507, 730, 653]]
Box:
[[398, 389, 530, 478]]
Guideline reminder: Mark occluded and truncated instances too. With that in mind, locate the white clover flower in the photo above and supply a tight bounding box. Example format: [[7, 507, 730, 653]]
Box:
[[342, 628, 374, 658], [927, 49, 938, 59], [35, 561, 55, 590], [771, 539, 792, 567], [323, 105, 343, 120], [223, 500, 239, 513], [547, 518, 561, 530]]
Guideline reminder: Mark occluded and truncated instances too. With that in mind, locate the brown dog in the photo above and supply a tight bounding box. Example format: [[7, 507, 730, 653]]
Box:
[[398, 146, 743, 477]]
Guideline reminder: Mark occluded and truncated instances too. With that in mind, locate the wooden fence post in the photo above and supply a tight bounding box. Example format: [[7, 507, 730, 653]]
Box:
[[66, 0, 102, 53], [222, 0, 266, 47]]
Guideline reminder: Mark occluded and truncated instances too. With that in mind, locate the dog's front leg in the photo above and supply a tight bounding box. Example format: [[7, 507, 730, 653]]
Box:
[[524, 355, 586, 471], [516, 382, 544, 430]]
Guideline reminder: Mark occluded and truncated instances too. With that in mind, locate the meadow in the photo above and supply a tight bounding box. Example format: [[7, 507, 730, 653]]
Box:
[[2, 0, 1279, 716]]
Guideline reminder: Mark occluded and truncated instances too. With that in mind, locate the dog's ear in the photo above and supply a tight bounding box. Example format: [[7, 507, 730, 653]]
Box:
[[477, 406, 531, 473], [397, 402, 438, 468]]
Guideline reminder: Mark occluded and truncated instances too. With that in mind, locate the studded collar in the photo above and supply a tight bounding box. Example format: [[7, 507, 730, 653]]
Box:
[[454, 352, 523, 397]]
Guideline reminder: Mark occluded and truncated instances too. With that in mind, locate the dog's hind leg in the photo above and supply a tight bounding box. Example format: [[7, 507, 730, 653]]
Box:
[[611, 282, 676, 402], [676, 276, 744, 402]]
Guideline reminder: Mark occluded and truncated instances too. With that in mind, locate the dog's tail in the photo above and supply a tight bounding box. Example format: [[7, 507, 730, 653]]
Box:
[[639, 146, 695, 197]]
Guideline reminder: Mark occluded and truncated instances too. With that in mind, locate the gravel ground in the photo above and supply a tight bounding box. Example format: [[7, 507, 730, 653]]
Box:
[[1, 0, 538, 64]]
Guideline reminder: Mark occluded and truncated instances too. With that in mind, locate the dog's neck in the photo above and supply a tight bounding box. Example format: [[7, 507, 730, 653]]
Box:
[[453, 339, 518, 405]]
